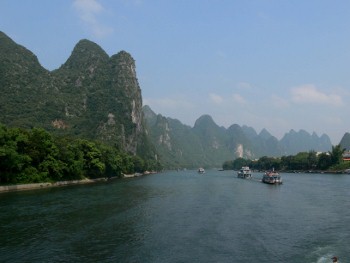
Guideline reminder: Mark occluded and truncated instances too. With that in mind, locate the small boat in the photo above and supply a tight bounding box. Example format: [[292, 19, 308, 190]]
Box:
[[237, 166, 252, 178], [262, 170, 282, 184], [198, 167, 205, 174]]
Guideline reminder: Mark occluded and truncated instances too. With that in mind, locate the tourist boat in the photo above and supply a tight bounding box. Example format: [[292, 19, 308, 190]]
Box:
[[237, 166, 252, 178], [262, 170, 282, 184], [198, 167, 205, 174]]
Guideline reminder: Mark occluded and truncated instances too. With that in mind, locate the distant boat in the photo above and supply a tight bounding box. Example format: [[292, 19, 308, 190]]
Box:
[[262, 169, 282, 184], [237, 166, 252, 179], [198, 167, 205, 174]]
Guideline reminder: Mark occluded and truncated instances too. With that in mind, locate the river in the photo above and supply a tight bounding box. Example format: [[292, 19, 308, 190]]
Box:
[[0, 170, 349, 262]]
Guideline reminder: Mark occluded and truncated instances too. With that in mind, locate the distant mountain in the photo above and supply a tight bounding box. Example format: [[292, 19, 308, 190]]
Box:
[[193, 115, 231, 165], [143, 105, 204, 168], [0, 31, 155, 158], [143, 106, 333, 168], [259, 128, 273, 140], [280, 129, 331, 155], [340, 132, 350, 151]]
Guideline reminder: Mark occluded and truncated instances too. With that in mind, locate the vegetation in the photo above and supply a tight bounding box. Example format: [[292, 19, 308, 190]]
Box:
[[1, 31, 349, 172], [0, 124, 162, 185], [223, 145, 350, 172], [143, 106, 335, 169], [0, 31, 154, 160]]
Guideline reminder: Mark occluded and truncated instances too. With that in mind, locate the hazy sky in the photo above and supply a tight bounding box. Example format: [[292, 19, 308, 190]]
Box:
[[1, 0, 349, 144]]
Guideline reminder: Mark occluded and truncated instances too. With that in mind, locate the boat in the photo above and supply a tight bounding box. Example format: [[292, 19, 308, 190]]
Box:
[[237, 166, 252, 178], [262, 170, 282, 184], [198, 167, 205, 174]]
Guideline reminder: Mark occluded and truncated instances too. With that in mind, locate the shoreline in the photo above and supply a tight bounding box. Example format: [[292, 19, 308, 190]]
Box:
[[0, 177, 111, 194], [0, 171, 158, 194]]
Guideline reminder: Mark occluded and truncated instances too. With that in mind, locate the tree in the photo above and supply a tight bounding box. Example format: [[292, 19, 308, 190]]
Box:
[[281, 155, 293, 170], [25, 128, 63, 181], [132, 155, 145, 173], [317, 153, 332, 170], [0, 125, 31, 183], [232, 158, 250, 170], [99, 144, 123, 178], [223, 160, 234, 170], [256, 156, 281, 171], [292, 152, 309, 170], [55, 137, 85, 180], [307, 150, 318, 170], [329, 144, 345, 166], [0, 123, 156, 184], [77, 140, 105, 178]]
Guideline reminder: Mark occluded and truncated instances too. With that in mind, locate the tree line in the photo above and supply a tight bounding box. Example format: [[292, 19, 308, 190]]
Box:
[[223, 145, 349, 172], [0, 124, 162, 184]]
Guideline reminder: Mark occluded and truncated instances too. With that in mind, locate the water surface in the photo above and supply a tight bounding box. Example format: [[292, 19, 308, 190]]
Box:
[[1, 170, 349, 262]]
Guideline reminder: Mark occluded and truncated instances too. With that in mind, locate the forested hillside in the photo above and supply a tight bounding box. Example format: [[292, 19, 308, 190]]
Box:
[[0, 31, 155, 161], [0, 124, 161, 184], [143, 106, 333, 169]]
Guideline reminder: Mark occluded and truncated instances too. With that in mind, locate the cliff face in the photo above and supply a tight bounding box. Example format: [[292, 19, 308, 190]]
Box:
[[106, 51, 144, 153], [0, 31, 147, 156]]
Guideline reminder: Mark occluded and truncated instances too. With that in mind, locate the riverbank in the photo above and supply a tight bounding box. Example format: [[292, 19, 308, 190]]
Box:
[[0, 178, 111, 193], [0, 171, 158, 193]]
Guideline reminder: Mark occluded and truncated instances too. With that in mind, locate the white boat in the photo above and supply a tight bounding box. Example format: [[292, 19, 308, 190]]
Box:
[[198, 167, 205, 174], [237, 166, 252, 179], [262, 170, 282, 184]]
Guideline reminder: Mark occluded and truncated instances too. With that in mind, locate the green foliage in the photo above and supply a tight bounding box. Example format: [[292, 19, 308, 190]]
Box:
[[0, 125, 31, 182], [259, 156, 281, 170], [76, 139, 105, 178], [223, 157, 281, 171], [329, 161, 350, 171], [0, 31, 156, 164], [329, 145, 345, 165], [223, 145, 347, 172], [0, 123, 160, 185], [317, 153, 332, 170], [223, 158, 248, 170], [144, 106, 334, 170]]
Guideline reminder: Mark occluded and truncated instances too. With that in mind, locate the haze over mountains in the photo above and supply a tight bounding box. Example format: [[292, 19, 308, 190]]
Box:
[[143, 106, 332, 168], [0, 31, 347, 168]]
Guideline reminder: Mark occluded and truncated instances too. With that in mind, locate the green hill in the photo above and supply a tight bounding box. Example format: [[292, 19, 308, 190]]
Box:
[[0, 31, 154, 159], [143, 106, 334, 169]]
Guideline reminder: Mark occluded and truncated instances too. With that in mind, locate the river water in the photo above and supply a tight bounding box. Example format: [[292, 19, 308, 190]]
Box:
[[0, 170, 349, 263]]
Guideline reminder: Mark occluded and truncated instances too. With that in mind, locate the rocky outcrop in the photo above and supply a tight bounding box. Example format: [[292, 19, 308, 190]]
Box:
[[0, 31, 149, 156]]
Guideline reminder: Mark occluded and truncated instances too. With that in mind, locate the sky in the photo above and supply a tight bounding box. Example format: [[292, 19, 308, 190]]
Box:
[[1, 0, 350, 144]]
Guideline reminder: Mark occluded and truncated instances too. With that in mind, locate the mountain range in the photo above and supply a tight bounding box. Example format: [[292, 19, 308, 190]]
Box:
[[143, 106, 333, 168], [0, 31, 347, 169]]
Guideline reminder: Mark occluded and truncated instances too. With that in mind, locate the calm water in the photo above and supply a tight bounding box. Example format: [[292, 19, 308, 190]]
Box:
[[1, 170, 349, 263]]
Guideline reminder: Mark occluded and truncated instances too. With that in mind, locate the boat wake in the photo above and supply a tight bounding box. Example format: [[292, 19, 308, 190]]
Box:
[[316, 255, 340, 263], [311, 246, 340, 263]]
